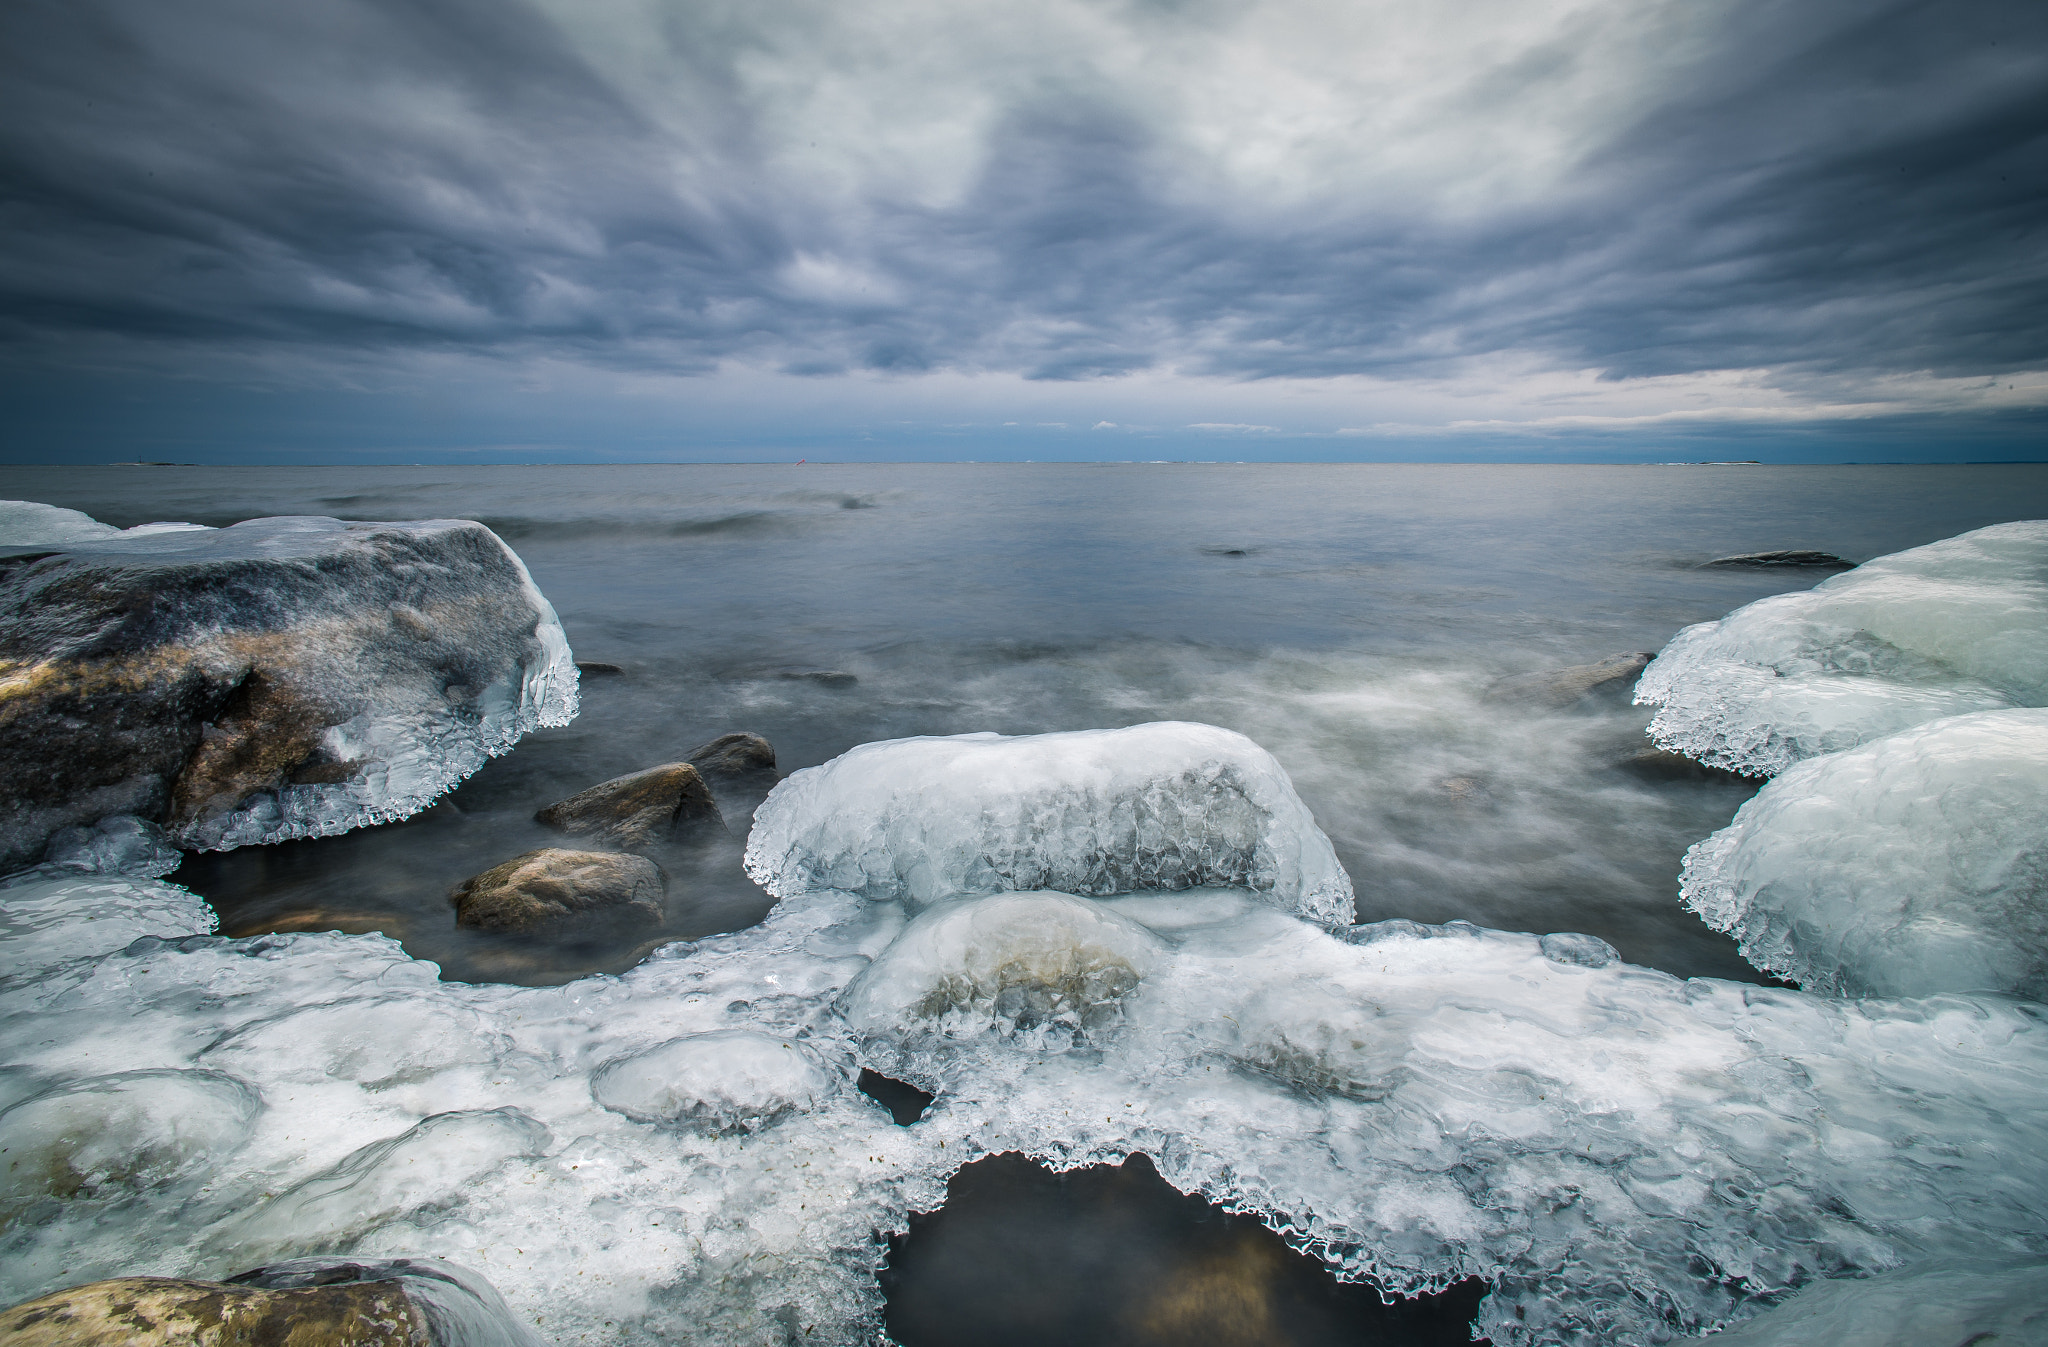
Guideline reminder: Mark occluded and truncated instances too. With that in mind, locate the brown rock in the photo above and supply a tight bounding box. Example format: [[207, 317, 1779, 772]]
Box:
[[686, 732, 777, 779], [449, 848, 664, 933], [1483, 652, 1655, 709], [533, 762, 721, 848], [0, 1275, 429, 1345]]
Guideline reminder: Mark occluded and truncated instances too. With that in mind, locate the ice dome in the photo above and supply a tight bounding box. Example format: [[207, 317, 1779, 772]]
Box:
[[1679, 708, 2048, 998], [1636, 520, 2048, 776], [744, 722, 1356, 925]]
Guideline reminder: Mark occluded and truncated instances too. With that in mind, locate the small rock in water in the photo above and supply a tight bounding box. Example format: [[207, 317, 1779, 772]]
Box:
[[1700, 549, 1855, 569], [534, 762, 722, 848], [574, 660, 625, 676], [687, 731, 778, 779], [1484, 651, 1655, 708], [449, 848, 663, 932]]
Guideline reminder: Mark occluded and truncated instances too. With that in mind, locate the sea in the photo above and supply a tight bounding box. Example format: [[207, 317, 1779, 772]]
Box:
[[7, 459, 2047, 1343]]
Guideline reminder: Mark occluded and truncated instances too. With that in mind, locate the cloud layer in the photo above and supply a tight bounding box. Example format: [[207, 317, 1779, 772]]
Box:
[[0, 0, 2043, 454]]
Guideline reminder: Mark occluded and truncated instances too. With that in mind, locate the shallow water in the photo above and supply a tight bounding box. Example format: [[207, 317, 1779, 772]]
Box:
[[9, 461, 2048, 984]]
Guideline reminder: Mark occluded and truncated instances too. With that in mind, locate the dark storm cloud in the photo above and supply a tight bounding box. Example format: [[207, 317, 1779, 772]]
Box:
[[0, 0, 2042, 388]]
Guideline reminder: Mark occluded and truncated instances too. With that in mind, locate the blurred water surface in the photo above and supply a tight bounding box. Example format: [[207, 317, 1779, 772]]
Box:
[[10, 462, 2047, 984]]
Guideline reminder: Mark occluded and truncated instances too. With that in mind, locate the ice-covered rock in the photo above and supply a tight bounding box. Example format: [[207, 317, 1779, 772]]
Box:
[[0, 1070, 260, 1215], [744, 723, 1356, 924], [0, 499, 213, 548], [1705, 1256, 2048, 1346], [227, 1258, 546, 1347], [449, 849, 665, 933], [1636, 520, 2048, 776], [839, 891, 1167, 1046], [1678, 708, 2048, 998], [591, 1030, 833, 1133], [0, 509, 577, 868]]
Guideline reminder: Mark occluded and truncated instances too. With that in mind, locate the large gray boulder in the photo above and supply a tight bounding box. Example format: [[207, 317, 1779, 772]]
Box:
[[0, 511, 577, 870]]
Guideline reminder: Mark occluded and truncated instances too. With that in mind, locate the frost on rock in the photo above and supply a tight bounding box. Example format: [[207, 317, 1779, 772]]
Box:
[[7, 868, 2048, 1347], [1635, 520, 2048, 776], [591, 1030, 832, 1134], [744, 723, 1356, 924], [0, 508, 578, 867], [1679, 708, 2048, 998]]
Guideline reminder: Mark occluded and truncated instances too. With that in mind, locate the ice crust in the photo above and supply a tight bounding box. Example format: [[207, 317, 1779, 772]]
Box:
[[1702, 1255, 2048, 1346], [1635, 520, 2048, 776], [0, 500, 212, 546], [744, 723, 1357, 924], [7, 864, 2048, 1346], [1678, 708, 2048, 998]]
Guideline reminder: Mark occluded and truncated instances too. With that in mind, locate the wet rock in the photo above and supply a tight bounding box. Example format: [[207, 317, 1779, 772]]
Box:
[[1618, 747, 1757, 784], [1483, 652, 1655, 708], [449, 848, 663, 933], [1701, 549, 1855, 569], [0, 1257, 541, 1347], [0, 513, 576, 870], [0, 1274, 429, 1345], [687, 731, 777, 779], [534, 762, 722, 848], [573, 661, 624, 676]]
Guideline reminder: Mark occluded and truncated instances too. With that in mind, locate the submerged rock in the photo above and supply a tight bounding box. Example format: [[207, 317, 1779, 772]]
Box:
[[534, 763, 722, 849], [1701, 549, 1855, 569], [590, 1030, 831, 1134], [0, 1257, 540, 1347], [0, 510, 576, 870], [449, 848, 663, 933], [1484, 652, 1654, 708]]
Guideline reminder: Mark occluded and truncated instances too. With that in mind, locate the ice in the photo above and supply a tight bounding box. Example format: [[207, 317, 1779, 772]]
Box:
[[839, 891, 1168, 1050], [0, 509, 578, 865], [1678, 708, 2048, 998], [0, 870, 216, 982], [0, 1069, 260, 1214], [7, 860, 2048, 1347], [1703, 1255, 2048, 1345], [744, 723, 1357, 924], [590, 1030, 834, 1133], [1635, 521, 2048, 775]]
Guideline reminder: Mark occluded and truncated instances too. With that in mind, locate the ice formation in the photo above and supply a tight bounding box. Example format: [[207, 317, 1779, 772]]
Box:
[[1678, 708, 2048, 998], [0, 500, 212, 547], [744, 723, 1357, 924], [1635, 520, 2048, 776], [0, 507, 577, 867], [7, 850, 2048, 1345], [1702, 1255, 2048, 1346]]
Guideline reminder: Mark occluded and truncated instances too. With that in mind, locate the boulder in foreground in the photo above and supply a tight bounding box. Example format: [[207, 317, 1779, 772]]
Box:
[[534, 762, 721, 848], [0, 510, 577, 870], [449, 848, 664, 932]]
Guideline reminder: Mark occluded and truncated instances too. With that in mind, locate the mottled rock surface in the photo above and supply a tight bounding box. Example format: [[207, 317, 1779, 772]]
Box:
[[449, 848, 663, 932], [0, 1274, 429, 1345], [1483, 652, 1654, 708], [534, 763, 721, 848], [0, 513, 577, 869], [686, 732, 777, 779]]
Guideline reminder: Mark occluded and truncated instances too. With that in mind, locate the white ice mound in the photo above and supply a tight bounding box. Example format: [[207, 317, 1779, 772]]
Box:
[[1679, 708, 2048, 998], [744, 722, 1356, 924], [0, 870, 217, 983], [839, 891, 1167, 1043], [591, 1030, 832, 1134], [1705, 1256, 2048, 1346], [1636, 520, 2048, 775], [0, 509, 578, 867], [0, 1070, 261, 1214]]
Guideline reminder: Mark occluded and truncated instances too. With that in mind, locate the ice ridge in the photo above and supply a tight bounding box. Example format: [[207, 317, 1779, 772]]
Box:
[[1635, 520, 2048, 776], [743, 722, 1357, 925]]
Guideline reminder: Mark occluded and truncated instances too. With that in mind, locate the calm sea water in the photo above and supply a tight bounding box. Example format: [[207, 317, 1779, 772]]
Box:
[[9, 462, 2048, 986]]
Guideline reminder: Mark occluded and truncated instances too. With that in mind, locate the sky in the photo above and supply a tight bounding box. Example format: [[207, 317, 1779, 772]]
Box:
[[1, 0, 2043, 463]]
